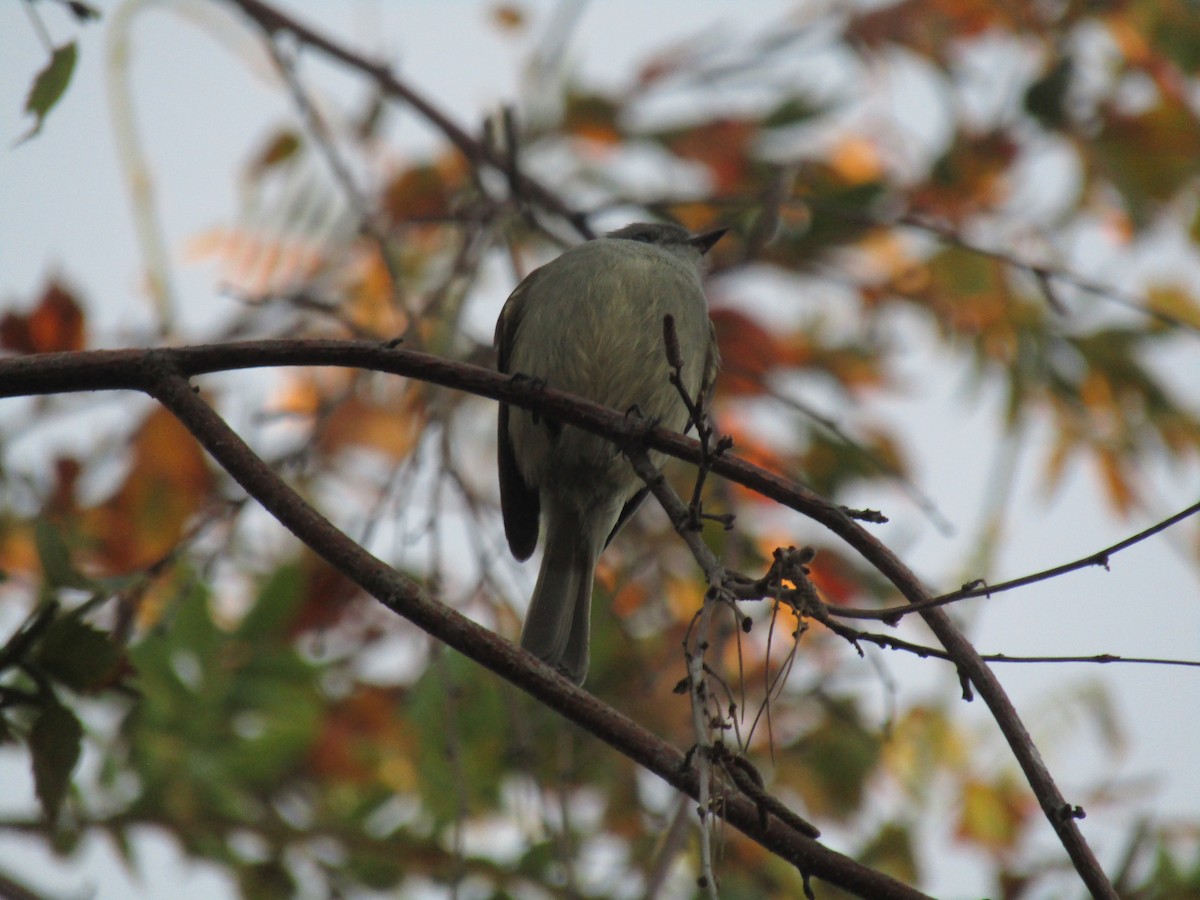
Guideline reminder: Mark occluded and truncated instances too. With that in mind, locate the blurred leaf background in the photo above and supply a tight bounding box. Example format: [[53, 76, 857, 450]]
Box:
[[1, 0, 1199, 897]]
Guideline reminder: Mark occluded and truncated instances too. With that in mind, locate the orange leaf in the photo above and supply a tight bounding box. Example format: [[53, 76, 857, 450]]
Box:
[[806, 552, 864, 607], [1104, 13, 1153, 67], [81, 407, 214, 572], [186, 226, 326, 295], [1094, 446, 1136, 517], [383, 164, 453, 223], [710, 307, 784, 396], [0, 521, 38, 580], [341, 243, 408, 336], [0, 280, 85, 353], [308, 686, 415, 787], [663, 119, 757, 193], [288, 551, 364, 635], [848, 0, 1020, 61], [829, 136, 884, 184], [718, 415, 797, 504], [911, 131, 1018, 222], [489, 3, 526, 32], [316, 386, 427, 460], [611, 579, 648, 618], [562, 92, 622, 146]]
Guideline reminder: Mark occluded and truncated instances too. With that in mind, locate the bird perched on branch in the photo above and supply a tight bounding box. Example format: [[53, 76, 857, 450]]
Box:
[[495, 222, 725, 684]]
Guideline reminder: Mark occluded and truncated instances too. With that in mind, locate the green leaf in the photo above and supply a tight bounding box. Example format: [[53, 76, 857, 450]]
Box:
[[34, 519, 90, 591], [30, 702, 83, 822], [763, 95, 824, 128], [777, 697, 880, 821], [17, 42, 78, 145], [66, 2, 102, 23], [237, 861, 296, 900], [1133, 0, 1200, 75], [859, 822, 920, 885], [33, 617, 119, 692], [1091, 99, 1200, 227], [409, 651, 510, 824], [218, 652, 323, 787], [236, 563, 304, 641], [1024, 57, 1072, 130], [248, 130, 303, 177]]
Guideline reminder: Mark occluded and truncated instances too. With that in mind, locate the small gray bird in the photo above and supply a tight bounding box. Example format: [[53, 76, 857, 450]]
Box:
[[495, 222, 725, 684]]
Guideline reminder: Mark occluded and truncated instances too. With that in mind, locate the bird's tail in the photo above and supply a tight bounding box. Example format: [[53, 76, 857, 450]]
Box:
[[520, 520, 598, 685]]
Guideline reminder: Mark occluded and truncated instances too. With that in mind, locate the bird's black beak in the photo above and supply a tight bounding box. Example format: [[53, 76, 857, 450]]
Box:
[[689, 227, 728, 255]]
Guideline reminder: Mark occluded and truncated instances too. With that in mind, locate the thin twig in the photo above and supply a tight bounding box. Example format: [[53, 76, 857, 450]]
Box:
[[625, 448, 725, 897], [262, 35, 406, 297], [825, 498, 1200, 622], [643, 795, 694, 899], [889, 211, 1200, 337], [226, 0, 594, 239], [20, 0, 54, 52]]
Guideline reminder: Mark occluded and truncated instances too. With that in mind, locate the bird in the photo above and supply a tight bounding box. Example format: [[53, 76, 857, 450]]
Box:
[[494, 222, 725, 684]]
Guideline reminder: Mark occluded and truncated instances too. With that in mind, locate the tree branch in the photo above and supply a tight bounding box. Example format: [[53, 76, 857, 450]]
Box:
[[4, 345, 925, 898], [0, 338, 1116, 897]]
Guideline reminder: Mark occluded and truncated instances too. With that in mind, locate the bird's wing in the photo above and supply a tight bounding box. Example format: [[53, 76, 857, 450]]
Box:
[[495, 273, 542, 561]]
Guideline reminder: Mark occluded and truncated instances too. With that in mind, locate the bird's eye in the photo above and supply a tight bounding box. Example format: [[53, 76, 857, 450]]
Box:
[[628, 229, 656, 243]]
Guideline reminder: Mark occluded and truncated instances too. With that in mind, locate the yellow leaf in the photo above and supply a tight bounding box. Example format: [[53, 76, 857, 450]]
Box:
[[830, 136, 883, 184], [882, 706, 968, 794], [956, 777, 1032, 852], [1145, 284, 1200, 330]]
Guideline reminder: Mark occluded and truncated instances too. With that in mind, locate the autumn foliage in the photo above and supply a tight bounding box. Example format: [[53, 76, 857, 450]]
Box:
[[3, 1, 1200, 898]]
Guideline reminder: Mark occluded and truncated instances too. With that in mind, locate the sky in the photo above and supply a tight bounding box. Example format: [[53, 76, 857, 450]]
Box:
[[2, 1, 1199, 898]]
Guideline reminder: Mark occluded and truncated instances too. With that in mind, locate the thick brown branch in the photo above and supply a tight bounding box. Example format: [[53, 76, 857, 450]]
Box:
[[0, 346, 923, 898], [0, 339, 1115, 897]]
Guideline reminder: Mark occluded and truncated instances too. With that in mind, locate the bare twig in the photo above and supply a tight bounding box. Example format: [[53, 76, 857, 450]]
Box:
[[224, 0, 594, 239], [689, 597, 720, 900], [625, 448, 726, 898], [20, 0, 54, 52], [888, 211, 1200, 337], [261, 35, 406, 299], [826, 498, 1200, 623]]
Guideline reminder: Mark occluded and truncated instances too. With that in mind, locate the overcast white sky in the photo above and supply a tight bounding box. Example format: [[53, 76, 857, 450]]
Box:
[[2, 2, 1199, 898]]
